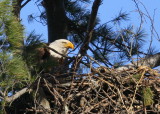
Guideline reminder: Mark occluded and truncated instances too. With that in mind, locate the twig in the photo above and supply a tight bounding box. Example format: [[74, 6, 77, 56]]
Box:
[[45, 45, 71, 59], [21, 0, 31, 8]]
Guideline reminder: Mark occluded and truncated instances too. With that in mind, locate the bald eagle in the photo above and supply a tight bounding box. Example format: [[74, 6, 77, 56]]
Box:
[[48, 39, 74, 59], [35, 39, 74, 73]]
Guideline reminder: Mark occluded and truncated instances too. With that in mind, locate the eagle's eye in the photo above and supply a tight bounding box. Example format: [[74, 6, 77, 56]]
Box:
[[62, 41, 67, 44]]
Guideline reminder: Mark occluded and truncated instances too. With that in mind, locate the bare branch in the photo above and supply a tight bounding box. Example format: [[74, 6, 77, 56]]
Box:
[[71, 0, 102, 72], [5, 87, 32, 103], [79, 0, 102, 56], [21, 0, 31, 8], [117, 53, 160, 70], [45, 45, 70, 58]]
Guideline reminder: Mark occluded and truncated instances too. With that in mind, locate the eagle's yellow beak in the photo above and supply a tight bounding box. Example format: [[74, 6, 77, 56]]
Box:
[[65, 42, 74, 49]]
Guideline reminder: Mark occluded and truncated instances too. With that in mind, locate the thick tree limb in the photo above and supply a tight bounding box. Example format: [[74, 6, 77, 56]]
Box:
[[72, 0, 102, 72], [117, 53, 160, 70], [4, 87, 32, 103], [79, 0, 102, 56]]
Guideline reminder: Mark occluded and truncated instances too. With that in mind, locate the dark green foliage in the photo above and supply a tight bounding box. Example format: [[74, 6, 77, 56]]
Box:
[[23, 31, 44, 67], [23, 31, 58, 74], [112, 10, 129, 25], [0, 53, 30, 88], [5, 56, 29, 79], [65, 0, 146, 65], [112, 26, 146, 59]]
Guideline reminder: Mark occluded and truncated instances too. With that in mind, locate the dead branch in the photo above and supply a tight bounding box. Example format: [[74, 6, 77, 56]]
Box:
[[117, 53, 160, 71], [79, 0, 102, 56], [5, 87, 32, 103]]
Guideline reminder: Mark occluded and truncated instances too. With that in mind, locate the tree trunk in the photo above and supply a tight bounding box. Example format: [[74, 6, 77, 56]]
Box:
[[43, 0, 68, 43]]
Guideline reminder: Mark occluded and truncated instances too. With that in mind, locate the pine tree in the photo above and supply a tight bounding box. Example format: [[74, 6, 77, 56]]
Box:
[[0, 0, 31, 113], [0, 0, 159, 113]]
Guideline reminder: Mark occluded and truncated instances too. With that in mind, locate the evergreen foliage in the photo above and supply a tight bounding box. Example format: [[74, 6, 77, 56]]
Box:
[[65, 1, 146, 67], [0, 0, 24, 54], [30, 0, 147, 66], [23, 31, 59, 74], [23, 31, 44, 70], [0, 0, 30, 110]]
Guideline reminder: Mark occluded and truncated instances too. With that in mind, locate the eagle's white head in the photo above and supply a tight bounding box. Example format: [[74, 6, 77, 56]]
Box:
[[49, 39, 74, 59]]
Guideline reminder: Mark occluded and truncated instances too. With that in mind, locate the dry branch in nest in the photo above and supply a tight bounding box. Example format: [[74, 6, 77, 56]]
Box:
[[26, 64, 160, 113]]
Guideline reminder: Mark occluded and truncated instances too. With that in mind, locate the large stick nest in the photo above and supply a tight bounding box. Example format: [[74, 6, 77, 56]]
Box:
[[28, 65, 160, 114]]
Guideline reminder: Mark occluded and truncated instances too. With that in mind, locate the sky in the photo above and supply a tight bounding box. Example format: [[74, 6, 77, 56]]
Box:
[[20, 0, 160, 52], [99, 0, 160, 52]]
